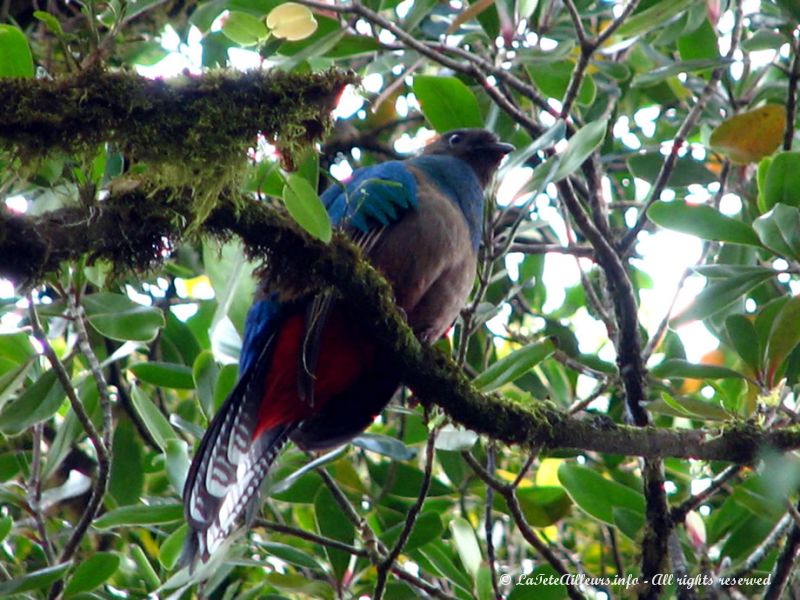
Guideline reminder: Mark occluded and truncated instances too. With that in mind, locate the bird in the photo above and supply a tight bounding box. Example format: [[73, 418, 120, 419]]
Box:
[[181, 128, 514, 567]]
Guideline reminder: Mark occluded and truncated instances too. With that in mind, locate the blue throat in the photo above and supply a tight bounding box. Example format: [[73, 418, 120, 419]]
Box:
[[408, 155, 484, 250]]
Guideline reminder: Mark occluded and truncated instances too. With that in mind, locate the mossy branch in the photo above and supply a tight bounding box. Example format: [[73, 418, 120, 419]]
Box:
[[3, 185, 800, 462], [1, 68, 357, 166]]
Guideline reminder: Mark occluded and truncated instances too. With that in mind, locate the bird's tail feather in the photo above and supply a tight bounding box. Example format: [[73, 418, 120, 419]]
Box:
[[180, 422, 295, 571]]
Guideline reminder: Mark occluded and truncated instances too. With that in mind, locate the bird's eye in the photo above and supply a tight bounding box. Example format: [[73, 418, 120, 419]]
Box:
[[448, 134, 462, 146]]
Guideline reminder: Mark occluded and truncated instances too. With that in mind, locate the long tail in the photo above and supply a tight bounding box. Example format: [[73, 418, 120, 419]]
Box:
[[181, 352, 296, 569]]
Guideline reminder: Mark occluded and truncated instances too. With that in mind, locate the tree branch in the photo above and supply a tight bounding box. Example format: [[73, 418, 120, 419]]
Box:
[[8, 190, 800, 463]]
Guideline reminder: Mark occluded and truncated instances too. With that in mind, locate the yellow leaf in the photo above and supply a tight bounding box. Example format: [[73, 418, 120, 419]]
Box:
[[496, 468, 533, 487], [709, 105, 786, 164], [266, 2, 318, 41], [535, 458, 563, 487]]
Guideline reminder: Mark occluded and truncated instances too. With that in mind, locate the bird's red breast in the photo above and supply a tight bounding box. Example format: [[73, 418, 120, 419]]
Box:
[[253, 309, 375, 439]]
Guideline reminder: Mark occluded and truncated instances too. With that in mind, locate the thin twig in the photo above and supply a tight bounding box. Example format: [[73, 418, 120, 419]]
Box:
[[461, 451, 585, 599], [726, 513, 791, 580], [298, 0, 546, 135], [557, 179, 648, 425], [28, 423, 55, 564], [28, 295, 110, 599], [374, 426, 438, 600], [315, 465, 382, 556], [43, 293, 116, 599], [258, 518, 367, 555], [670, 530, 696, 600], [620, 0, 743, 252], [256, 518, 454, 598], [484, 446, 501, 600], [761, 504, 800, 600], [671, 465, 742, 523]]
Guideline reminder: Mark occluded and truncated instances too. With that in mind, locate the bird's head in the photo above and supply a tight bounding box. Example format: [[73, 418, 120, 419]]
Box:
[[422, 129, 514, 187]]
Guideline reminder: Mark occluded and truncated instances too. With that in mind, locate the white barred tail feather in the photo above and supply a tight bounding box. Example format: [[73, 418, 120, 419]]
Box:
[[180, 333, 296, 570]]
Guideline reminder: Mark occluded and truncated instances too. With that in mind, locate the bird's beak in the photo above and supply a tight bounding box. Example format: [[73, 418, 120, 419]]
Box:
[[489, 141, 515, 155]]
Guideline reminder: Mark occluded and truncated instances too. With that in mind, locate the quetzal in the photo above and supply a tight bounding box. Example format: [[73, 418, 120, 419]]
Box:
[[182, 128, 513, 566]]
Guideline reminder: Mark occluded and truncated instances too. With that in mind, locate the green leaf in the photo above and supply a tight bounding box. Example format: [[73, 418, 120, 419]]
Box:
[[129, 384, 177, 451], [449, 517, 481, 580], [753, 203, 800, 259], [0, 331, 35, 364], [257, 541, 323, 570], [314, 486, 354, 582], [193, 351, 219, 418], [613, 507, 646, 541], [761, 152, 800, 210], [476, 565, 494, 600], [282, 174, 332, 243], [0, 515, 12, 543], [416, 542, 473, 594], [678, 19, 719, 62], [558, 463, 645, 528], [649, 359, 744, 380], [0, 368, 66, 436], [93, 503, 183, 529], [203, 238, 258, 336], [381, 511, 443, 552], [743, 29, 788, 52], [725, 315, 761, 374], [264, 572, 332, 597], [0, 563, 71, 595], [775, 0, 800, 22], [648, 201, 761, 246], [190, 0, 227, 31], [33, 11, 65, 36], [325, 35, 381, 58], [352, 433, 416, 460], [222, 11, 269, 46], [474, 339, 556, 391], [159, 524, 187, 570], [109, 419, 144, 506], [526, 60, 596, 106], [511, 486, 573, 527], [130, 544, 161, 589], [412, 75, 483, 132], [692, 265, 775, 279], [129, 361, 195, 389], [63, 552, 120, 598], [764, 295, 800, 381], [628, 153, 717, 187], [616, 0, 696, 38], [369, 461, 452, 497], [672, 271, 774, 325], [82, 293, 165, 342], [214, 363, 238, 413], [0, 25, 34, 78], [165, 438, 190, 494], [552, 119, 607, 182]]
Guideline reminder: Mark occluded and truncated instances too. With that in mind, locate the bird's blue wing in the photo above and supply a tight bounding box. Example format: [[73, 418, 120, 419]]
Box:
[[321, 161, 418, 233], [240, 161, 418, 382], [239, 294, 284, 375]]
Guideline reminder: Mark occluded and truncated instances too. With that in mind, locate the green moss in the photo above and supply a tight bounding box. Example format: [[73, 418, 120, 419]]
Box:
[[1, 67, 358, 230]]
